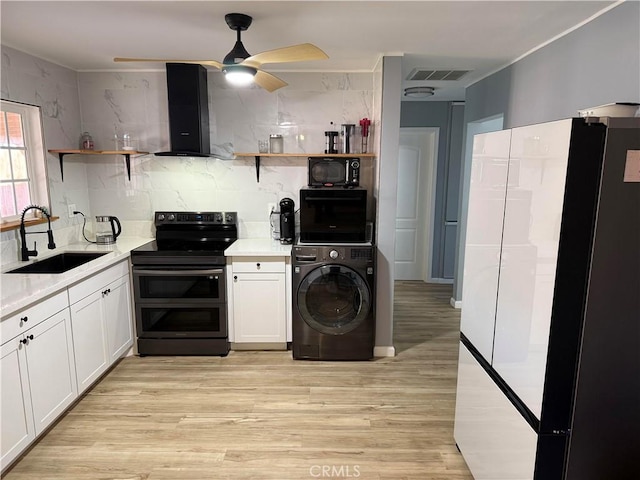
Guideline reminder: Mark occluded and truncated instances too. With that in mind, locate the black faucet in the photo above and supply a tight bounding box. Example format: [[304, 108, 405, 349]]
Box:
[[20, 205, 56, 261]]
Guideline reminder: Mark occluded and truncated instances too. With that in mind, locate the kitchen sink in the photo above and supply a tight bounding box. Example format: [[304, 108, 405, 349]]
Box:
[[6, 252, 108, 274]]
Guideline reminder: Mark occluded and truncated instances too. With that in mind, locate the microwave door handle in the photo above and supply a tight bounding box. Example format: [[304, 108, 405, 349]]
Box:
[[133, 268, 224, 276]]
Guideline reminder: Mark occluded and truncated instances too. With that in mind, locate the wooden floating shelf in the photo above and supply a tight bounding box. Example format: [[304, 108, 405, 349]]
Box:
[[48, 149, 149, 181], [234, 152, 376, 181], [0, 216, 60, 233]]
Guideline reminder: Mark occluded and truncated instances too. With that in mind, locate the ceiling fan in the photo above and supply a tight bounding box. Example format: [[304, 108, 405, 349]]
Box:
[[114, 13, 328, 92]]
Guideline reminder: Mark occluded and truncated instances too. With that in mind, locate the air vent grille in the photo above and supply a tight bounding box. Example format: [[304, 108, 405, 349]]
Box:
[[407, 69, 470, 81], [351, 248, 373, 260]]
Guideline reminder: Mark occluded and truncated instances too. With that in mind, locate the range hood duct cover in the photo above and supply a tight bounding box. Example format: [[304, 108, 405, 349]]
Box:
[[156, 63, 210, 157]]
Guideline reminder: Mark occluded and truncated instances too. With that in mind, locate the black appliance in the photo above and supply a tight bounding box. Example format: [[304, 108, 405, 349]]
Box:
[[279, 198, 295, 244], [130, 211, 238, 356], [156, 63, 210, 157], [308, 157, 360, 187], [292, 244, 375, 360], [299, 187, 366, 243]]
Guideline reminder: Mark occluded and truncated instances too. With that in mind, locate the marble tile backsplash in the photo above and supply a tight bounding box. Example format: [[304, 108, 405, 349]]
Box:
[[1, 46, 377, 265]]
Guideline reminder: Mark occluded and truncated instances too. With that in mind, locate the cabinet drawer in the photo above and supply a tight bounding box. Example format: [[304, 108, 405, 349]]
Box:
[[232, 257, 285, 273], [1, 290, 68, 344], [68, 260, 129, 304]]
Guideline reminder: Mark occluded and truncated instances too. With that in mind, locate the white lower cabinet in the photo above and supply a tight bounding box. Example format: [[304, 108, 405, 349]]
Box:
[[230, 257, 287, 345], [69, 260, 133, 394], [1, 305, 77, 470]]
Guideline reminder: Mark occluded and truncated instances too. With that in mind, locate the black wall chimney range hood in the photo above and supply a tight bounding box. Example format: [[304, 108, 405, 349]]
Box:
[[155, 63, 211, 157]]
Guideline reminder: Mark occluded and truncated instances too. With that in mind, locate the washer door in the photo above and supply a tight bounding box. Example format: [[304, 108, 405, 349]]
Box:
[[297, 264, 371, 335]]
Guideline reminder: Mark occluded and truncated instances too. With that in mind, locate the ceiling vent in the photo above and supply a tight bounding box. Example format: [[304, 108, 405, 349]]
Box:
[[406, 69, 470, 81]]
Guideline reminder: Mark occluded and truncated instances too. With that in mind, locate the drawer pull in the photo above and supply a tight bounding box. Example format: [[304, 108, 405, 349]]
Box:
[[20, 316, 28, 323], [234, 275, 238, 281], [256, 263, 261, 269], [20, 334, 34, 345]]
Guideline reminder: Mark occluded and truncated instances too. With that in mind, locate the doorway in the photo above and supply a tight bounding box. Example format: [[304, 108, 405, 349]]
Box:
[[395, 127, 439, 281]]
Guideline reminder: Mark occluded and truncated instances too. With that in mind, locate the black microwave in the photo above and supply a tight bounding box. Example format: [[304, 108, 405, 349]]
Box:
[[299, 187, 367, 243], [308, 157, 360, 187]]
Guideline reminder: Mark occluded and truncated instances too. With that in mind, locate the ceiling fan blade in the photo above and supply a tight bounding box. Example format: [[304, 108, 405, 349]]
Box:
[[113, 58, 223, 69], [242, 43, 328, 69], [253, 70, 288, 93]]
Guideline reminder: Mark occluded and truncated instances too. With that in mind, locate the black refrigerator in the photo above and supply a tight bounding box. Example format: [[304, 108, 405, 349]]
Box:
[[454, 115, 639, 479]]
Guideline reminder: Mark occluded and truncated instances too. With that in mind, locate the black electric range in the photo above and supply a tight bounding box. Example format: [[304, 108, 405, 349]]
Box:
[[130, 211, 238, 356]]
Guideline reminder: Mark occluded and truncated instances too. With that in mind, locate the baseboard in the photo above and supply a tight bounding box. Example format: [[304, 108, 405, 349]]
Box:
[[374, 346, 396, 357], [426, 277, 454, 284], [450, 297, 462, 309], [231, 342, 287, 351]]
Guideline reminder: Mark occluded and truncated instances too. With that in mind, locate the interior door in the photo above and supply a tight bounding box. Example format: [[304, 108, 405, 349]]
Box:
[[395, 128, 438, 280]]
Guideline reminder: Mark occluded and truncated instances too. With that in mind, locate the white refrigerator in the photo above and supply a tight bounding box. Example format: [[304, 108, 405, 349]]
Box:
[[454, 116, 640, 480]]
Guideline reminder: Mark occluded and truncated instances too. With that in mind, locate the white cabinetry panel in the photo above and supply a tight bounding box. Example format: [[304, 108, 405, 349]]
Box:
[[70, 290, 109, 392], [233, 272, 286, 343], [0, 339, 34, 470], [104, 275, 133, 362], [23, 308, 77, 435], [460, 129, 511, 362], [454, 343, 537, 480], [492, 119, 572, 418]]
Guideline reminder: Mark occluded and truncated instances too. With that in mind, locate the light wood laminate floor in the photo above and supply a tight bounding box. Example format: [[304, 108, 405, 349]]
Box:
[[3, 282, 473, 480]]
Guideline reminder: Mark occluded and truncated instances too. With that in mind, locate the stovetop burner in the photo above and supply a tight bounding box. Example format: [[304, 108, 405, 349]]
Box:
[[131, 211, 238, 265]]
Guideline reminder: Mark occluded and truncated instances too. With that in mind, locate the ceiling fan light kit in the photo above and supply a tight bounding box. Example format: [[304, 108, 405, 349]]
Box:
[[404, 86, 435, 98], [223, 65, 257, 86], [113, 12, 328, 93]]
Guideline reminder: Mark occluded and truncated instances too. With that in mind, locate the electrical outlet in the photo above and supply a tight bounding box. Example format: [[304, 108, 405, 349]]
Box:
[[68, 204, 76, 218]]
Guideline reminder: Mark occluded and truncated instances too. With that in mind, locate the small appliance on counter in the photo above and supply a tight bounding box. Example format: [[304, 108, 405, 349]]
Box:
[[279, 198, 295, 244], [95, 215, 122, 244]]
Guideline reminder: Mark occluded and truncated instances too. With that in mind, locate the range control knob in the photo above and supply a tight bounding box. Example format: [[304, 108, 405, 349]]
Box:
[[329, 250, 339, 259], [157, 213, 165, 221], [215, 213, 223, 223], [168, 214, 176, 221], [226, 213, 234, 223]]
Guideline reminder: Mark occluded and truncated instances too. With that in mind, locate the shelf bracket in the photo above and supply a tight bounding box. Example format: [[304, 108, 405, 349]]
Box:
[[56, 152, 67, 181], [124, 154, 131, 181], [255, 155, 261, 182]]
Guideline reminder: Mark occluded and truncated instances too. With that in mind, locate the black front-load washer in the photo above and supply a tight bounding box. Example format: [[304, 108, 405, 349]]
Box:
[[292, 244, 375, 360]]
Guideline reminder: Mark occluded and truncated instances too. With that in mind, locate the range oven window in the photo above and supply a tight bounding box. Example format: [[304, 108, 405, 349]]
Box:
[[137, 305, 226, 338], [133, 268, 224, 301]]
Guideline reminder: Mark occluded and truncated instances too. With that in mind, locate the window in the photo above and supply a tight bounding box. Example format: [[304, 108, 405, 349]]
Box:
[[0, 100, 50, 223]]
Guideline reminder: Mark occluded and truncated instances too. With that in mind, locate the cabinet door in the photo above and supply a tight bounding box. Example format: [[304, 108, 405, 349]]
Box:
[[460, 129, 512, 362], [104, 275, 133, 363], [70, 290, 109, 393], [24, 308, 78, 435], [1, 339, 35, 471], [233, 273, 286, 343]]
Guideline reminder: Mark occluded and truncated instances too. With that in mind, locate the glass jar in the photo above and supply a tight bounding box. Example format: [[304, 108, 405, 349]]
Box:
[[269, 134, 283, 154], [80, 132, 94, 150]]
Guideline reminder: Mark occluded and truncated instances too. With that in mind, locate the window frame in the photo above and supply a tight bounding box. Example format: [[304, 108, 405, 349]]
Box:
[[0, 99, 51, 224]]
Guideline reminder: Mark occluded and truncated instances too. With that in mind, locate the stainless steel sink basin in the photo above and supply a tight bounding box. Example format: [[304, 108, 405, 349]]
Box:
[[6, 252, 108, 274]]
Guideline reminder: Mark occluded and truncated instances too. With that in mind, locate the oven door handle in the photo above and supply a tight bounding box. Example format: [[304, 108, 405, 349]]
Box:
[[133, 268, 224, 276]]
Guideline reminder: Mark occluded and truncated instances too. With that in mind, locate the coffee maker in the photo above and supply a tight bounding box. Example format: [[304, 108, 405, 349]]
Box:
[[279, 198, 295, 244]]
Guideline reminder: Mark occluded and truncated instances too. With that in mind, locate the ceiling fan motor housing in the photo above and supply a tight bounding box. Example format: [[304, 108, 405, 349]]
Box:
[[223, 13, 253, 64]]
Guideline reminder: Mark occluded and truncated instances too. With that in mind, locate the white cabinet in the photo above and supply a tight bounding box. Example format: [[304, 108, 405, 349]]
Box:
[[1, 337, 34, 470], [1, 297, 77, 471], [229, 257, 287, 346], [104, 274, 133, 362], [69, 260, 133, 394]]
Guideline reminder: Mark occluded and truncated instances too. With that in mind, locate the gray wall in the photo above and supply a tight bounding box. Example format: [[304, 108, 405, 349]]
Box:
[[400, 101, 464, 279], [453, 1, 640, 302]]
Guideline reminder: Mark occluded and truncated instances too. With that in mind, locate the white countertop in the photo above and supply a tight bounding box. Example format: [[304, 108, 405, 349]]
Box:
[[224, 238, 292, 257], [1, 236, 153, 318]]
